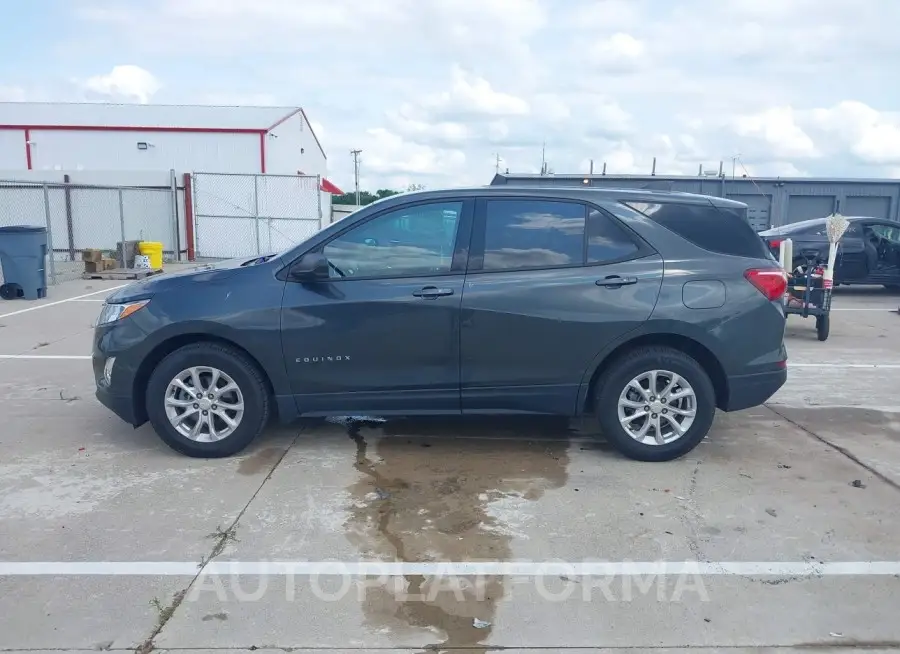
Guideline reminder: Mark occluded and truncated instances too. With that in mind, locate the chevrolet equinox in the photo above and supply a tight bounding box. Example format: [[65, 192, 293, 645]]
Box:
[[93, 186, 788, 462]]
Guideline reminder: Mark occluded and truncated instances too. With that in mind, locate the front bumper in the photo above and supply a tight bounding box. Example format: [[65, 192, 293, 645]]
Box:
[[92, 321, 147, 427], [95, 378, 140, 425], [721, 367, 787, 412]]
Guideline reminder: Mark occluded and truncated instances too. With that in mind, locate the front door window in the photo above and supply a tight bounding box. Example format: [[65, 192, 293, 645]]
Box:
[[323, 202, 463, 278]]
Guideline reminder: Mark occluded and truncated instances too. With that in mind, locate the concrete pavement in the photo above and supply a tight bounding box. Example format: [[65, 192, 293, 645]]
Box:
[[1, 278, 899, 652]]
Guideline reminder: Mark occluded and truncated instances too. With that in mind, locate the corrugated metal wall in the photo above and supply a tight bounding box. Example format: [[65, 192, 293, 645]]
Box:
[[491, 174, 900, 231]]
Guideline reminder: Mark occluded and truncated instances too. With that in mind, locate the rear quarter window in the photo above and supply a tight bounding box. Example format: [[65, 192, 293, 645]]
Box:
[[622, 200, 771, 259]]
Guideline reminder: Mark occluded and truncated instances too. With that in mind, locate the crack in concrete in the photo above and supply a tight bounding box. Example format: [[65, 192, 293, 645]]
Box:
[[674, 459, 820, 587], [766, 404, 900, 494], [132, 431, 303, 654]]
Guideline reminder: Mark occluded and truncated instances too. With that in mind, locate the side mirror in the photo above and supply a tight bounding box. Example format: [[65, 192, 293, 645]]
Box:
[[288, 252, 329, 282]]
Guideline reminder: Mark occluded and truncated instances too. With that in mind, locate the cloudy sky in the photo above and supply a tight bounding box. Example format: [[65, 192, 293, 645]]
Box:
[[2, 0, 899, 191]]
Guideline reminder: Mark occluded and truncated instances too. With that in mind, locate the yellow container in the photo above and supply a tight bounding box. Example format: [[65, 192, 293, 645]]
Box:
[[138, 241, 163, 269]]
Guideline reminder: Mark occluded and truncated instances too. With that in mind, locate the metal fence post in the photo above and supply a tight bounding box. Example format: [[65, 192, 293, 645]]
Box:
[[191, 174, 200, 259], [169, 168, 180, 262], [253, 175, 261, 256], [118, 188, 126, 269], [42, 184, 57, 285], [316, 175, 323, 229]]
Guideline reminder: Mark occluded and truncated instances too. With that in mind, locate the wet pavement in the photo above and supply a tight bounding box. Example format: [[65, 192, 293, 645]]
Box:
[[1, 278, 899, 652]]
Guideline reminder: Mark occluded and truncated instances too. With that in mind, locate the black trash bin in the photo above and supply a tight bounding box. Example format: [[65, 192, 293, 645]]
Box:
[[0, 225, 48, 300]]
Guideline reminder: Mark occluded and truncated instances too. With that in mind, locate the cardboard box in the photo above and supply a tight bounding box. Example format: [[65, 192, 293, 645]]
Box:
[[82, 249, 103, 263], [84, 261, 101, 273], [102, 257, 117, 271]]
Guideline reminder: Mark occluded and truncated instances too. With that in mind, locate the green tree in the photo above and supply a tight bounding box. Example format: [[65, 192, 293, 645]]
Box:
[[333, 188, 403, 206]]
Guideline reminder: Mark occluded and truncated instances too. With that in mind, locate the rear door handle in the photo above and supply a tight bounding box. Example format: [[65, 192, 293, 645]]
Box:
[[413, 286, 454, 299], [596, 275, 638, 287]]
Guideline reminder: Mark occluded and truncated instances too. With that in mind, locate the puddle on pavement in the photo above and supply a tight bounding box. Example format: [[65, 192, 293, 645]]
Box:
[[236, 446, 284, 476], [342, 416, 572, 652]]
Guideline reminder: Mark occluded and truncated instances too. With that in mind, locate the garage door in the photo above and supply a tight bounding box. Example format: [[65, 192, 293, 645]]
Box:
[[787, 195, 836, 223], [843, 196, 891, 220], [728, 194, 772, 232]]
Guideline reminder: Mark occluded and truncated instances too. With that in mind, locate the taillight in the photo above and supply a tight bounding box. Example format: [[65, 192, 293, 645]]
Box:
[[768, 238, 782, 249], [745, 268, 787, 301]]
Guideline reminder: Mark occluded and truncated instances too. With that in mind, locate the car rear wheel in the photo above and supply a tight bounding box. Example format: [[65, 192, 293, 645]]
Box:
[[145, 342, 270, 458], [595, 346, 716, 462]]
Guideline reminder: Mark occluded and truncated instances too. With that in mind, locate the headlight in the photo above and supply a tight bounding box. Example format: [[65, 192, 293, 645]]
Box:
[[97, 300, 149, 326]]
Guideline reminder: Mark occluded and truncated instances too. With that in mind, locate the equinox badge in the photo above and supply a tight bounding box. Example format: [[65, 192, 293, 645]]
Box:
[[297, 355, 351, 363]]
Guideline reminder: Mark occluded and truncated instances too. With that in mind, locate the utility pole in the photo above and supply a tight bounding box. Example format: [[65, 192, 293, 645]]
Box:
[[540, 142, 547, 175], [494, 153, 502, 174], [350, 149, 362, 206]]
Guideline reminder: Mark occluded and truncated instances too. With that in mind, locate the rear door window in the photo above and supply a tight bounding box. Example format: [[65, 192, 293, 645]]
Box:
[[481, 199, 586, 270], [622, 200, 770, 259], [477, 199, 647, 271]]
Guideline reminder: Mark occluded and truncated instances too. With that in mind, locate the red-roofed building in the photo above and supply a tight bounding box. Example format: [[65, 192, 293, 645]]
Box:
[[0, 101, 339, 186]]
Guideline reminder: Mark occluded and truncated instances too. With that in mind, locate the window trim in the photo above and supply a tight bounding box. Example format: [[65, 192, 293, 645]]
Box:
[[286, 197, 475, 283], [468, 196, 654, 274]]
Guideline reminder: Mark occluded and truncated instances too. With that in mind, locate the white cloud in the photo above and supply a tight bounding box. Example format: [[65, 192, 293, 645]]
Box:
[[420, 66, 530, 119], [732, 107, 819, 159], [13, 0, 900, 187], [356, 127, 469, 185], [80, 65, 161, 104], [808, 102, 900, 165], [587, 33, 648, 72]]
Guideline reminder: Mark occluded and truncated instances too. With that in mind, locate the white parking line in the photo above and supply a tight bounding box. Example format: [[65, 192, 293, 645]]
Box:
[[0, 560, 899, 576], [830, 307, 897, 311], [789, 363, 900, 369], [0, 355, 91, 360], [0, 285, 125, 319]]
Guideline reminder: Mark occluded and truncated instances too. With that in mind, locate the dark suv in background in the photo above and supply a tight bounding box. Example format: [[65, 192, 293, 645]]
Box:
[[93, 186, 787, 462], [760, 215, 900, 289]]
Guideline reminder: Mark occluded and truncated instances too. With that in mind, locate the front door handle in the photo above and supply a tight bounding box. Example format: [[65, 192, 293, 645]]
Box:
[[596, 275, 638, 287], [413, 286, 454, 299]]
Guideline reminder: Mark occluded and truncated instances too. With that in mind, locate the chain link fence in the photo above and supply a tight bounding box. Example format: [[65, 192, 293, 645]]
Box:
[[191, 172, 323, 261], [0, 179, 183, 285]]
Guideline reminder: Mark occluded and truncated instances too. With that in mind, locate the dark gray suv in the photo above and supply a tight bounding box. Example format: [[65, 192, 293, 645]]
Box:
[[93, 186, 788, 462]]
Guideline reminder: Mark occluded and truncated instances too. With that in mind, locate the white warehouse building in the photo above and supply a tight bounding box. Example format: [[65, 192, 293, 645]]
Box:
[[0, 102, 343, 263], [0, 101, 334, 180]]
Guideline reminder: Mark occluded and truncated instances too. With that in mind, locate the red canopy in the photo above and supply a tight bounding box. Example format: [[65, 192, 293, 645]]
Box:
[[320, 178, 344, 195], [298, 170, 344, 195]]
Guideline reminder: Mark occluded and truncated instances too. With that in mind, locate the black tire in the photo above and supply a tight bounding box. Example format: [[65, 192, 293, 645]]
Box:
[[594, 346, 716, 462], [0, 283, 20, 300], [145, 342, 271, 458], [816, 314, 830, 341]]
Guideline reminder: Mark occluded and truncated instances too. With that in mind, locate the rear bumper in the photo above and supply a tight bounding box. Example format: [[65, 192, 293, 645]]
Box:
[[721, 367, 787, 412]]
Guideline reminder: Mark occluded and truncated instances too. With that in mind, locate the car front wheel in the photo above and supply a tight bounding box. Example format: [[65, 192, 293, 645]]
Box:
[[145, 342, 271, 458], [595, 346, 716, 462]]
